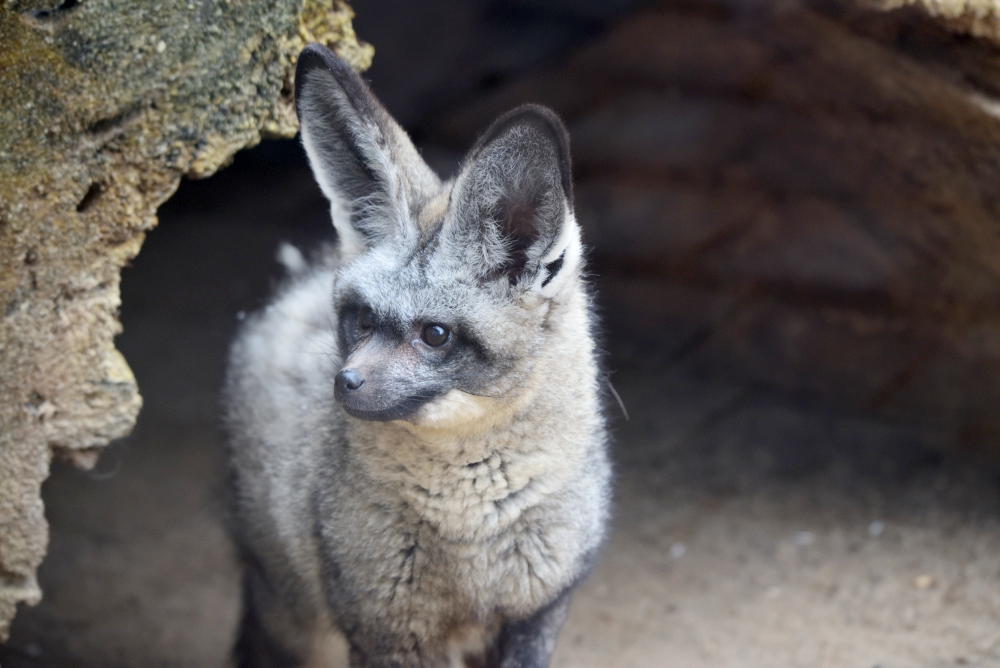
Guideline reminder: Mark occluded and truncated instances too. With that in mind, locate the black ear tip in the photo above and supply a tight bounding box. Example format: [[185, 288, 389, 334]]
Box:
[[296, 43, 338, 78], [294, 43, 384, 127], [474, 103, 574, 206], [516, 104, 570, 138], [484, 104, 570, 152], [298, 42, 329, 60], [294, 43, 363, 109], [295, 44, 333, 110]]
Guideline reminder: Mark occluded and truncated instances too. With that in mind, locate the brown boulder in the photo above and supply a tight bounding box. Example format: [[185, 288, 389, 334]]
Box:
[[0, 0, 371, 639], [435, 1, 1000, 446]]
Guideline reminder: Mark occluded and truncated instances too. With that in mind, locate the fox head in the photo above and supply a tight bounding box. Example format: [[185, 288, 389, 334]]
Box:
[[295, 44, 589, 430]]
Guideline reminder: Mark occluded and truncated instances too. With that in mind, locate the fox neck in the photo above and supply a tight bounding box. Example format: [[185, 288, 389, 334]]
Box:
[[344, 284, 600, 541]]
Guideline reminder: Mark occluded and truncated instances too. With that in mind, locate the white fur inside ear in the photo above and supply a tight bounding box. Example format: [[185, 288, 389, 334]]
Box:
[[328, 199, 366, 261], [536, 211, 583, 297]]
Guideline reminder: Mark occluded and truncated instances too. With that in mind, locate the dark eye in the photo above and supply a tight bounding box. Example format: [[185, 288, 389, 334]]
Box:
[[421, 323, 450, 347], [357, 306, 373, 331]]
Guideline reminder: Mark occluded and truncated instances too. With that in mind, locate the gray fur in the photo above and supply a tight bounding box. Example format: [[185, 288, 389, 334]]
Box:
[[225, 43, 610, 668]]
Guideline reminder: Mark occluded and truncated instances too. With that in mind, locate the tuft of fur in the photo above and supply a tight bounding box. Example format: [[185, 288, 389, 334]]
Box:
[[225, 43, 611, 668]]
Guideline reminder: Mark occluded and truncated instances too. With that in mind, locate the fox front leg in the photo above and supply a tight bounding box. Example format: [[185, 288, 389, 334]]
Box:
[[495, 591, 572, 668], [346, 639, 447, 668], [233, 567, 317, 668]]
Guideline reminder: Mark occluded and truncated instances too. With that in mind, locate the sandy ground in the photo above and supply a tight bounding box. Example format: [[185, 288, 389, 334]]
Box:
[[3, 154, 1000, 668]]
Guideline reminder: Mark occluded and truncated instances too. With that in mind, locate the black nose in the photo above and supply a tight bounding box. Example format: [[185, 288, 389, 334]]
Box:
[[335, 368, 365, 393]]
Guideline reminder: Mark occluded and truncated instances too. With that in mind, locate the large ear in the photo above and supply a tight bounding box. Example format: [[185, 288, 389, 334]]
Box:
[[295, 43, 440, 259], [448, 104, 579, 292]]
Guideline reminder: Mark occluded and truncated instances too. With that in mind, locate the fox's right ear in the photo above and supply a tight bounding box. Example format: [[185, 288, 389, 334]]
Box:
[[295, 44, 439, 260], [447, 105, 580, 295]]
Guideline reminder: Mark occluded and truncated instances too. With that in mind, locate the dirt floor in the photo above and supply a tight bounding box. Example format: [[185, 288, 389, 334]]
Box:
[[3, 149, 1000, 668]]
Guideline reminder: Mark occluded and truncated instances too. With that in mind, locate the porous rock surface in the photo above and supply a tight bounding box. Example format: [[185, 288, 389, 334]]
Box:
[[870, 0, 1000, 40], [0, 0, 370, 639]]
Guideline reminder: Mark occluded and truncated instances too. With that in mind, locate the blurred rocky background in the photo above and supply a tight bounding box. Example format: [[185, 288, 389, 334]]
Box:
[[422, 0, 1000, 448], [5, 0, 1000, 665]]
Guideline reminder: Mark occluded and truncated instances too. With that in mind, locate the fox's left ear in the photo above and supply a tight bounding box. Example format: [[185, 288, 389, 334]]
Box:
[[449, 105, 580, 293]]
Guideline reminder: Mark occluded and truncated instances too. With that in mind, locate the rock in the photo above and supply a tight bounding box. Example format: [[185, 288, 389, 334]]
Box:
[[868, 0, 1000, 41], [433, 1, 1000, 445], [0, 0, 371, 640]]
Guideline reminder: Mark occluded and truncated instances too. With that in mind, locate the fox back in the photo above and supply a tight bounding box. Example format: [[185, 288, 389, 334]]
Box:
[[224, 43, 611, 668]]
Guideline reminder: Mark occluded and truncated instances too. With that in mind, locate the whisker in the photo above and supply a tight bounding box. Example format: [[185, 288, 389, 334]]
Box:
[[606, 374, 629, 421], [455, 388, 506, 400], [302, 337, 338, 355], [436, 395, 479, 409], [322, 301, 339, 336]]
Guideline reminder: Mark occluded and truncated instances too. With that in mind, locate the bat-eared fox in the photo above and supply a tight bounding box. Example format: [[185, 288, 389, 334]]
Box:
[[224, 42, 611, 668]]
